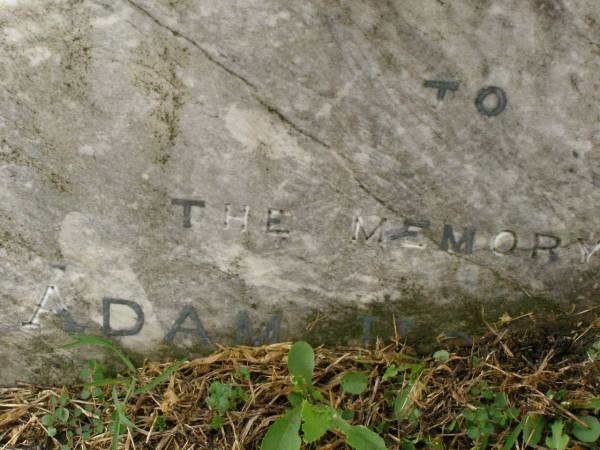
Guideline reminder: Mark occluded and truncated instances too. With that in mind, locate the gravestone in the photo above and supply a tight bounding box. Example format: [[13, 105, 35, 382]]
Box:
[[0, 0, 599, 384]]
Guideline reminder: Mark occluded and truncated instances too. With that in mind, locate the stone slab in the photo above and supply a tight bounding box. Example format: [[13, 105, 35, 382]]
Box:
[[0, 0, 599, 384]]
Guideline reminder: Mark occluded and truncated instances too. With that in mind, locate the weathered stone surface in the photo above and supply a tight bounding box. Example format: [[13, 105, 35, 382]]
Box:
[[0, 0, 599, 384]]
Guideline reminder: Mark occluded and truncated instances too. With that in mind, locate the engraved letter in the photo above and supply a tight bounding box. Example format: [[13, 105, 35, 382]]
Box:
[[22, 285, 84, 332], [532, 233, 561, 262], [424, 80, 460, 100], [353, 216, 387, 243], [578, 239, 600, 263], [491, 230, 518, 255], [395, 318, 414, 340], [235, 311, 281, 346], [224, 204, 250, 232], [361, 315, 377, 346], [172, 198, 205, 228], [439, 224, 476, 254], [386, 218, 431, 248], [266, 208, 290, 235], [164, 305, 210, 344], [102, 298, 145, 337], [475, 86, 507, 117]]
